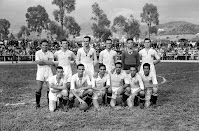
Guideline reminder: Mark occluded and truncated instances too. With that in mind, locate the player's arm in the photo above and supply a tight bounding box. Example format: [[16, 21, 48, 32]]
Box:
[[76, 49, 81, 65], [50, 83, 67, 90], [70, 77, 85, 103], [98, 51, 103, 65], [70, 52, 76, 64], [138, 75, 145, 90], [138, 51, 142, 63], [93, 49, 98, 66], [42, 53, 56, 66], [92, 78, 101, 91], [121, 51, 125, 68], [136, 52, 141, 69], [79, 76, 92, 90], [114, 51, 118, 64], [71, 89, 85, 104], [35, 52, 46, 65], [153, 51, 161, 65], [104, 74, 111, 89]]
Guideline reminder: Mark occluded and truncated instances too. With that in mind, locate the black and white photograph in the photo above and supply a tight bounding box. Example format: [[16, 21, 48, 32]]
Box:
[[0, 0, 199, 130]]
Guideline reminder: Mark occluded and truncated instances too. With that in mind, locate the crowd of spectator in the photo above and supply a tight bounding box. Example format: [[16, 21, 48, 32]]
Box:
[[0, 39, 199, 62]]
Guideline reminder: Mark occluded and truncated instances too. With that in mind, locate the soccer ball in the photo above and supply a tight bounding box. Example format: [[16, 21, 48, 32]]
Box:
[[78, 102, 89, 111]]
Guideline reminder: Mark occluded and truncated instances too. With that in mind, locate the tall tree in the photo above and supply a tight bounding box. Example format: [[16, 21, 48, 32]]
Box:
[[52, 0, 76, 30], [111, 15, 126, 37], [150, 26, 158, 35], [26, 5, 50, 34], [17, 25, 30, 39], [91, 2, 111, 41], [124, 15, 140, 39], [140, 3, 159, 39], [48, 21, 67, 40], [0, 19, 10, 40], [111, 15, 140, 39], [64, 16, 81, 37]]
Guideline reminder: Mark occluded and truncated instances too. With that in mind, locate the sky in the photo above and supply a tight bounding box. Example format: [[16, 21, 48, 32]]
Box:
[[0, 0, 199, 33]]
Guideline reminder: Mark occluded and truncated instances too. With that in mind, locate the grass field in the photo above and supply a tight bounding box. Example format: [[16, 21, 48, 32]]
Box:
[[1, 62, 199, 131]]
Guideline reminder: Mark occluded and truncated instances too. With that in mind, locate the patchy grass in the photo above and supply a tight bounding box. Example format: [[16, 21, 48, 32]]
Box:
[[1, 63, 199, 131]]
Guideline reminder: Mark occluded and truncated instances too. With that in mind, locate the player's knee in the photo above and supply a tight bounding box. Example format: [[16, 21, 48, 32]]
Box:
[[139, 90, 145, 97], [153, 88, 158, 94], [107, 88, 112, 93], [145, 94, 151, 101], [61, 90, 68, 97], [125, 87, 131, 94], [87, 89, 93, 95], [69, 93, 74, 100], [101, 91, 106, 96], [118, 88, 124, 95]]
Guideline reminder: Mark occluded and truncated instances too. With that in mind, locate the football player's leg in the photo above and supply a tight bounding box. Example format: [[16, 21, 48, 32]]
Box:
[[92, 91, 99, 109], [49, 100, 57, 112], [145, 89, 152, 108], [36, 80, 44, 108], [68, 92, 75, 108], [82, 89, 93, 106], [106, 87, 112, 105], [60, 90, 69, 111], [139, 90, 145, 109], [48, 91, 58, 112], [151, 87, 158, 105], [122, 87, 131, 104], [127, 89, 138, 108]]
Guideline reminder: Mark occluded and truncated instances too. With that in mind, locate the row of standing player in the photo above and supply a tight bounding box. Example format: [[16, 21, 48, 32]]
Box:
[[34, 36, 160, 111]]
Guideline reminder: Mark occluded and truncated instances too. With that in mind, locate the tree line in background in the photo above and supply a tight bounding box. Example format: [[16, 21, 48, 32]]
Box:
[[0, 1, 159, 41]]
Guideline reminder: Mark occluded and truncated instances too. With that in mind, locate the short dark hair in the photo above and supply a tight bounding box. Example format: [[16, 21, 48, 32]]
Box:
[[77, 64, 84, 69], [99, 64, 106, 69], [144, 38, 151, 43], [84, 36, 91, 42], [56, 66, 63, 70], [143, 63, 150, 69], [40, 39, 48, 44], [129, 66, 138, 72], [106, 38, 112, 43], [127, 38, 134, 42], [115, 62, 122, 67], [61, 39, 69, 44]]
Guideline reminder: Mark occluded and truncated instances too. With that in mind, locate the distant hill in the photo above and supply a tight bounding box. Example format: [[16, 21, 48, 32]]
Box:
[[157, 21, 199, 35]]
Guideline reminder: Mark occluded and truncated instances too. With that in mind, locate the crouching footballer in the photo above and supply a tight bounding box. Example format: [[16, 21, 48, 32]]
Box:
[[140, 63, 158, 108], [68, 64, 93, 109], [48, 66, 69, 112], [124, 66, 145, 109], [92, 64, 111, 109]]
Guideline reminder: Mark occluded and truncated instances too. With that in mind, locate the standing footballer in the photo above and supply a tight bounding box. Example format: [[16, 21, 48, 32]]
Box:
[[76, 36, 97, 79], [99, 39, 117, 73], [35, 39, 55, 109], [139, 38, 160, 83], [54, 39, 76, 89]]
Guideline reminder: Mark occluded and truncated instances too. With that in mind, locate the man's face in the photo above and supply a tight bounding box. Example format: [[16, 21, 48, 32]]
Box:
[[61, 41, 68, 49], [41, 42, 48, 52], [77, 66, 85, 75], [99, 66, 106, 75], [83, 38, 90, 47], [143, 66, 150, 76], [144, 40, 151, 48], [56, 69, 64, 78], [106, 40, 112, 49], [130, 67, 137, 77], [115, 63, 122, 74], [127, 40, 133, 49]]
